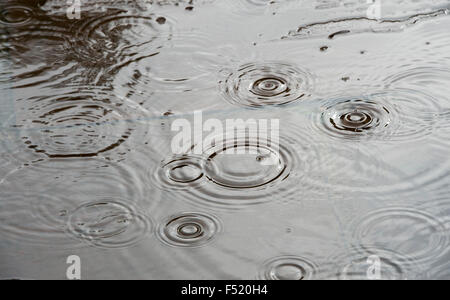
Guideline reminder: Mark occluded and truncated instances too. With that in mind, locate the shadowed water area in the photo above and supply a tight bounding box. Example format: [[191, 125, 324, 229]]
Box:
[[1, 0, 450, 280]]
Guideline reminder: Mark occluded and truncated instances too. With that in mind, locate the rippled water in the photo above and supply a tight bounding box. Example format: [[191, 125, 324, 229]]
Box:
[[1, 0, 450, 280]]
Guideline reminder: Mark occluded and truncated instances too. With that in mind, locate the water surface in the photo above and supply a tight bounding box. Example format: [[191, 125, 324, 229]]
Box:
[[1, 0, 450, 280]]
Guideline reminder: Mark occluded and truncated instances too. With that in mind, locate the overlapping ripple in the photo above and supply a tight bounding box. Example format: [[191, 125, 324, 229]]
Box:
[[0, 158, 147, 248], [9, 89, 149, 162], [152, 131, 307, 209], [0, 192, 78, 248], [349, 207, 448, 264], [64, 10, 173, 84], [0, 3, 72, 88], [2, 0, 450, 280], [321, 247, 423, 280], [0, 158, 146, 204], [112, 29, 226, 113]]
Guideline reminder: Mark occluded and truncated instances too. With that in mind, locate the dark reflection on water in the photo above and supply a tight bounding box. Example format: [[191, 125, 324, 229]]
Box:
[[1, 0, 450, 280]]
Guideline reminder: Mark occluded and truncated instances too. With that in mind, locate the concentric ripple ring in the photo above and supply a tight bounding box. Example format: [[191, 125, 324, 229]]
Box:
[[220, 62, 314, 107], [158, 212, 222, 248]]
